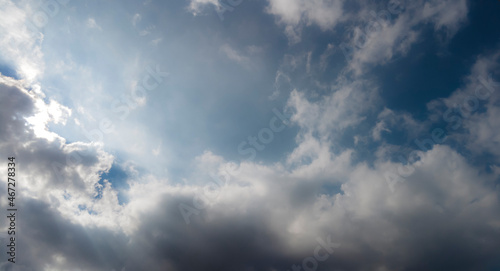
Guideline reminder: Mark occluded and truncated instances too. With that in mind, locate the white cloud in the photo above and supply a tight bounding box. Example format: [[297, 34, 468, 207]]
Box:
[[428, 50, 500, 159], [132, 13, 141, 26], [420, 0, 468, 37], [0, 0, 44, 81], [86, 17, 102, 30], [138, 24, 155, 36], [319, 43, 335, 71], [266, 0, 345, 29], [371, 107, 427, 142], [188, 0, 221, 15], [266, 0, 345, 43], [270, 70, 292, 99], [286, 79, 379, 140], [150, 37, 162, 46], [347, 16, 419, 74], [219, 43, 255, 69], [343, 0, 468, 74]]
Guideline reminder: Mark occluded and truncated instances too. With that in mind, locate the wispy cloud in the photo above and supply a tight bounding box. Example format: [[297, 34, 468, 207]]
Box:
[[86, 17, 102, 30]]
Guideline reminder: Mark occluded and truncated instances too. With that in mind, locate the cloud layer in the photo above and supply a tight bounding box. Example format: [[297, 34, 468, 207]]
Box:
[[1, 0, 500, 270]]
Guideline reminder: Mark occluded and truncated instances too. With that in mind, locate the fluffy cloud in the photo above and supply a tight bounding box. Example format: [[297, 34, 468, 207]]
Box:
[[0, 0, 44, 81], [266, 0, 345, 44]]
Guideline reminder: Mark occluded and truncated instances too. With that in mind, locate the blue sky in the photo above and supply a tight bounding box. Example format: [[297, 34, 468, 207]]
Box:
[[1, 0, 500, 270]]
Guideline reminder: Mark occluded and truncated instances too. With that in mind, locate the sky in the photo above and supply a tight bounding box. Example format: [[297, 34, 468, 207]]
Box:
[[0, 0, 500, 270]]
